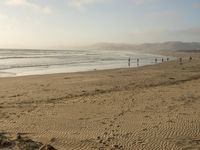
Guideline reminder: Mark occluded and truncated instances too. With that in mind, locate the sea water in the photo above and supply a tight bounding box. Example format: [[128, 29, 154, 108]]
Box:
[[0, 49, 172, 77]]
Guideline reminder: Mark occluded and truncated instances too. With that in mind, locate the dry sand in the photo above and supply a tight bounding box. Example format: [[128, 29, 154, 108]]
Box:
[[0, 52, 200, 150]]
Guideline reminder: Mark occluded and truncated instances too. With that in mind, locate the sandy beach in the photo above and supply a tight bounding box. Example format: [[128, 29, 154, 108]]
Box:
[[0, 52, 200, 150]]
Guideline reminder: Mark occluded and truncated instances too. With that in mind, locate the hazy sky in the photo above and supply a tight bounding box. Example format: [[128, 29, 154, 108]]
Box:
[[0, 0, 200, 48]]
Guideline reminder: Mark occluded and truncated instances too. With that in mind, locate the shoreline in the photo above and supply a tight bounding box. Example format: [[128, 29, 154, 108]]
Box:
[[0, 50, 174, 78], [1, 61, 174, 79], [1, 50, 197, 79], [0, 58, 175, 79]]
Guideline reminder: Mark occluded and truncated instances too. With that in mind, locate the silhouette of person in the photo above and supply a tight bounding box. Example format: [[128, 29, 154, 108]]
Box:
[[137, 58, 139, 66], [179, 58, 182, 64], [128, 58, 131, 68], [155, 58, 157, 64], [189, 56, 192, 61]]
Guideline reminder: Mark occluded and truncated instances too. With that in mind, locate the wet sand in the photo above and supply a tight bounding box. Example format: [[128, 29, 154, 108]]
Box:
[[0, 52, 200, 150]]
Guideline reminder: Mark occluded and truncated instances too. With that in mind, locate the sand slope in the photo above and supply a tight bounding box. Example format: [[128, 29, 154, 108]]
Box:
[[0, 55, 200, 150]]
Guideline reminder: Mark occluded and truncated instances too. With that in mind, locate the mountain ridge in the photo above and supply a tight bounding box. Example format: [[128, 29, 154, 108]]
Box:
[[86, 41, 200, 51]]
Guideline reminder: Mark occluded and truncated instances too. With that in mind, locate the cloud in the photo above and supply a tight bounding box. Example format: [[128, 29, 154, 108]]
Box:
[[146, 11, 178, 20], [4, 0, 52, 14], [5, 0, 29, 6], [175, 27, 200, 36], [129, 27, 200, 43], [193, 2, 200, 8], [67, 0, 107, 10], [0, 12, 9, 19], [130, 0, 160, 5]]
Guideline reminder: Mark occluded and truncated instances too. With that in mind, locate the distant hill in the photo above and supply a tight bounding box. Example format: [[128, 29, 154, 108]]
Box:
[[87, 41, 200, 51]]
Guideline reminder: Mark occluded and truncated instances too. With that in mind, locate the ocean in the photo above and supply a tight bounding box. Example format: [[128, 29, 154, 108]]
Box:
[[0, 49, 171, 77]]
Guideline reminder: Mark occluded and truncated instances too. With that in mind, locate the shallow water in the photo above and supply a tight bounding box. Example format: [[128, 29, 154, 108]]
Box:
[[0, 49, 171, 77]]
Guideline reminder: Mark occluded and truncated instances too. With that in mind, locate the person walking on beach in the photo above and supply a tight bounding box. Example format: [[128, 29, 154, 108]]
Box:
[[155, 58, 157, 64], [128, 58, 131, 68], [137, 58, 139, 67], [179, 57, 182, 64], [189, 56, 192, 61]]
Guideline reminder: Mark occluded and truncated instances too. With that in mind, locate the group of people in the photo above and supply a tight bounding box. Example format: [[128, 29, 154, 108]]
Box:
[[179, 56, 192, 64], [128, 57, 170, 67], [128, 58, 140, 67], [128, 56, 193, 67]]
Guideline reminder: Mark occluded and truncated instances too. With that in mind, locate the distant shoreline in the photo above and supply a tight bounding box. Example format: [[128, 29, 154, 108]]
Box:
[[0, 49, 198, 78], [0, 54, 178, 79], [0, 49, 173, 78]]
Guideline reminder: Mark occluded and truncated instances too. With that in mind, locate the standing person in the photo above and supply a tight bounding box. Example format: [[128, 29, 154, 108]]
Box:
[[162, 58, 164, 62], [155, 58, 157, 64], [137, 58, 139, 67], [179, 58, 182, 64], [189, 56, 192, 61], [128, 58, 131, 68]]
